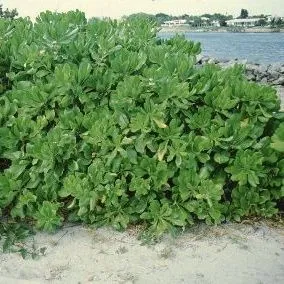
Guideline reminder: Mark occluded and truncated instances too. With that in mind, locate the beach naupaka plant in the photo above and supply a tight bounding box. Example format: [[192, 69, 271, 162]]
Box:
[[0, 11, 283, 244]]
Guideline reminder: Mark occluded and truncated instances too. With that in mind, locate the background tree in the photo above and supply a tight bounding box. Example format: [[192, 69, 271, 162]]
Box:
[[256, 19, 267, 26], [270, 17, 284, 28], [0, 4, 18, 19], [125, 13, 157, 24], [154, 13, 172, 25], [219, 19, 227, 27], [275, 18, 284, 28], [239, 9, 249, 19]]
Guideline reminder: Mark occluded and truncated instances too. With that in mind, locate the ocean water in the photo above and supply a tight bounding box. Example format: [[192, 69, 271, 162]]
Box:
[[158, 32, 284, 65]]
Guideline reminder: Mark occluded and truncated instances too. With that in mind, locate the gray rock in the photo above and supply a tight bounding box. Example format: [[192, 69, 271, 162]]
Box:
[[245, 64, 258, 72], [246, 73, 256, 81], [256, 75, 263, 82], [218, 62, 230, 69], [274, 85, 284, 108], [196, 54, 203, 64], [227, 60, 238, 67], [267, 70, 280, 80], [208, 58, 219, 64], [237, 59, 248, 65], [273, 76, 284, 86], [270, 63, 282, 72], [261, 77, 268, 83], [202, 56, 210, 63], [254, 65, 268, 74]]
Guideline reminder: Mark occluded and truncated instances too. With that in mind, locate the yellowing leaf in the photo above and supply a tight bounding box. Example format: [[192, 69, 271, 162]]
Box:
[[153, 118, 168, 128], [157, 142, 168, 161]]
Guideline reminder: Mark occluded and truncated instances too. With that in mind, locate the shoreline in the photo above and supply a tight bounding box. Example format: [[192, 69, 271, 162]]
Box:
[[159, 27, 284, 33]]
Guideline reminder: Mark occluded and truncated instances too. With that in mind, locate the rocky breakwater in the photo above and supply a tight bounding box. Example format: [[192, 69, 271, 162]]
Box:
[[197, 56, 284, 108]]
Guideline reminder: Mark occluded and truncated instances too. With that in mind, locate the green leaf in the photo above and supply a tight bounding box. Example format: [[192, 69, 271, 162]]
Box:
[[77, 60, 92, 84], [129, 177, 151, 196], [214, 152, 230, 164], [271, 123, 284, 152], [34, 202, 63, 232], [225, 150, 265, 187], [11, 190, 37, 219]]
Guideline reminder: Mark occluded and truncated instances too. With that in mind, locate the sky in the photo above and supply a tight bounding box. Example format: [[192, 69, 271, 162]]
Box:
[[3, 0, 284, 19]]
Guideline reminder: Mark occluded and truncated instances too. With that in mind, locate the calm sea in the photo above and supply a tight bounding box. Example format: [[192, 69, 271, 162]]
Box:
[[158, 32, 284, 65]]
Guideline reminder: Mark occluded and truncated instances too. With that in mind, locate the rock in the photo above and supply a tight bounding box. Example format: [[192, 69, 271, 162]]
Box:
[[273, 76, 284, 86], [254, 65, 268, 74], [270, 63, 282, 72], [256, 75, 262, 82], [217, 62, 229, 69], [245, 64, 258, 72], [261, 77, 268, 84], [237, 59, 248, 65], [201, 56, 210, 63], [196, 54, 203, 64], [274, 85, 284, 108], [267, 70, 280, 80], [246, 73, 256, 81], [226, 60, 238, 67], [208, 58, 218, 64]]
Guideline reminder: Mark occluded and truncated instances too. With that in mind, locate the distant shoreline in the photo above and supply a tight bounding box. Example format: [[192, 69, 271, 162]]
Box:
[[159, 26, 284, 33]]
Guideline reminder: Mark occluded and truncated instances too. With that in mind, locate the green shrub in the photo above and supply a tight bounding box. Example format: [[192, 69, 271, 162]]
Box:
[[0, 11, 283, 239]]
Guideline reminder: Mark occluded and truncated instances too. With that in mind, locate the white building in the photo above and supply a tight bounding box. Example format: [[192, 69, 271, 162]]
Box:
[[201, 17, 210, 21], [226, 18, 262, 27], [212, 20, 221, 27], [161, 19, 187, 27]]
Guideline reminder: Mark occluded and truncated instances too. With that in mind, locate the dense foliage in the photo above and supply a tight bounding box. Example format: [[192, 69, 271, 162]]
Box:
[[0, 4, 18, 20], [0, 11, 284, 239]]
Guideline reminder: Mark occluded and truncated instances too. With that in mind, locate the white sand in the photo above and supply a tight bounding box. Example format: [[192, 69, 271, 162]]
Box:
[[0, 222, 284, 284]]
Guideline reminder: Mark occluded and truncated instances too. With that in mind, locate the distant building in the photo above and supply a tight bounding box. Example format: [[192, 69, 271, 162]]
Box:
[[201, 17, 210, 21], [226, 18, 265, 27], [161, 19, 187, 27], [212, 20, 221, 27]]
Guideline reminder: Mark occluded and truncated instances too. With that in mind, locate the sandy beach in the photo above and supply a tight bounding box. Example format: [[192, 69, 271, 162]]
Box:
[[0, 222, 284, 284]]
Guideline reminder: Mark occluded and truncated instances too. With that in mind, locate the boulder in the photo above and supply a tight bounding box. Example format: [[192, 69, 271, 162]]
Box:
[[273, 76, 284, 86], [245, 64, 258, 71], [253, 65, 268, 74], [208, 58, 219, 64], [267, 70, 280, 80], [261, 77, 268, 84], [201, 56, 210, 63], [274, 85, 284, 107], [246, 73, 256, 81], [226, 60, 239, 68], [196, 54, 203, 64], [270, 63, 282, 73], [218, 62, 230, 69]]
